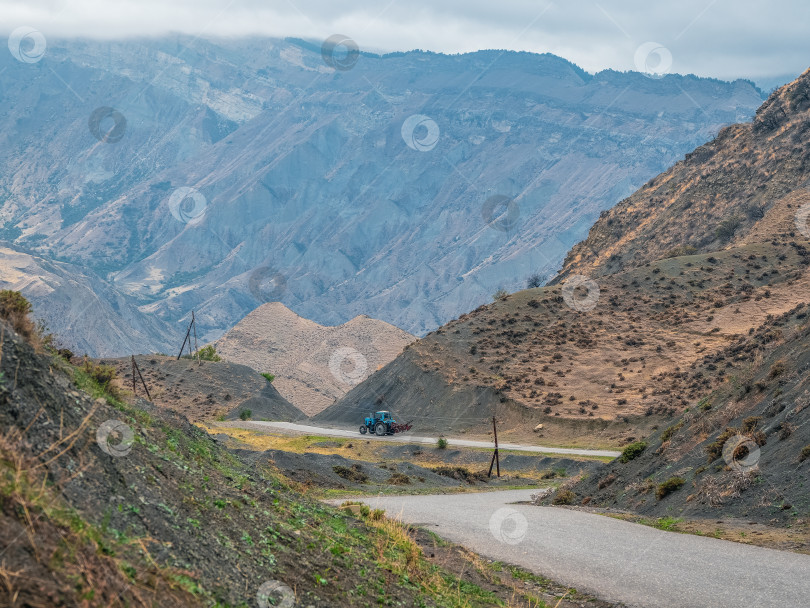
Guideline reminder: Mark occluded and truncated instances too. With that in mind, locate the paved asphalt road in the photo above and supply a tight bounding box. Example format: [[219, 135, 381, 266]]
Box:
[[240, 421, 622, 458], [330, 489, 810, 608]]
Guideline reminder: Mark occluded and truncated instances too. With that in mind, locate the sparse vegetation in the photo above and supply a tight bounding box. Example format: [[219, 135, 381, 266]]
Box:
[[526, 273, 543, 288], [333, 464, 368, 483], [261, 372, 275, 383], [552, 488, 576, 505], [492, 288, 509, 301], [656, 476, 686, 500], [619, 441, 647, 463], [800, 445, 810, 462], [0, 290, 39, 345]]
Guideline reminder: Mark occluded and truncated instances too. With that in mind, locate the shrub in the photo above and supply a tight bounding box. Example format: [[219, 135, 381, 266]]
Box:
[[526, 274, 543, 289], [800, 446, 810, 463], [433, 466, 488, 484], [664, 245, 698, 258], [196, 345, 221, 361], [0, 290, 36, 342], [768, 361, 787, 378], [261, 373, 275, 383], [619, 441, 647, 463], [437, 437, 448, 450], [333, 465, 368, 483], [552, 489, 576, 505], [239, 409, 252, 421], [598, 473, 617, 489], [56, 348, 74, 362], [81, 360, 117, 388], [387, 472, 411, 485], [656, 476, 685, 500], [660, 421, 684, 443], [705, 428, 738, 462], [715, 217, 742, 242], [492, 288, 509, 301]]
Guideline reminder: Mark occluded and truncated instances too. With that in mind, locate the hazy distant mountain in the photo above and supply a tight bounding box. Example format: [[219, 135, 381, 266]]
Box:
[[0, 35, 764, 354]]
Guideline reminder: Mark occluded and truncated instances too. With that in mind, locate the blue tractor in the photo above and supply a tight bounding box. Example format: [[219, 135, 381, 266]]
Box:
[[359, 411, 412, 436]]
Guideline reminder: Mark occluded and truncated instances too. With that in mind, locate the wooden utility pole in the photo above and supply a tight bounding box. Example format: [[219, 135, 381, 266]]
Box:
[[191, 311, 200, 365], [176, 311, 201, 365], [487, 415, 500, 478], [131, 355, 152, 400]]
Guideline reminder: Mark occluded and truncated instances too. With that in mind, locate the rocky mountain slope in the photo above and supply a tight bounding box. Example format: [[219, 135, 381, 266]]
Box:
[[317, 68, 810, 450], [214, 302, 415, 415], [0, 243, 177, 355], [0, 35, 763, 354]]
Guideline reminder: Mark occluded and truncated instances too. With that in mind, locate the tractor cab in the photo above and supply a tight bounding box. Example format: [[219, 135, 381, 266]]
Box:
[[360, 410, 400, 436]]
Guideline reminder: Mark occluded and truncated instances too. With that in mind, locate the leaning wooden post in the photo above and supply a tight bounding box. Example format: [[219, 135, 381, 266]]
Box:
[[488, 415, 501, 478], [177, 317, 193, 360], [131, 355, 152, 400]]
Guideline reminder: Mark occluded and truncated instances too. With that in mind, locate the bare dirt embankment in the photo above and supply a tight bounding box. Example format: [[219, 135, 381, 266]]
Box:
[[102, 354, 306, 422]]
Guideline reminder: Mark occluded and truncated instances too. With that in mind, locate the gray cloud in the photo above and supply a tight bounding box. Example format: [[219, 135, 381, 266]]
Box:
[[5, 0, 808, 85]]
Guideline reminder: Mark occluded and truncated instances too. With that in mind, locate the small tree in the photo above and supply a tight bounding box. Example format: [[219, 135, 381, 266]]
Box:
[[437, 437, 448, 449], [239, 409, 252, 421], [526, 274, 543, 289], [195, 345, 221, 361]]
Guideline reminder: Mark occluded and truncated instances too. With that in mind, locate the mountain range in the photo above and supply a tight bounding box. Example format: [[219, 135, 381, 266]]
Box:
[[0, 35, 764, 355]]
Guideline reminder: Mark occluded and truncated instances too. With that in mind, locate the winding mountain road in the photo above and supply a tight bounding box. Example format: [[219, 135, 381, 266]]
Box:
[[234, 421, 621, 458], [333, 489, 810, 608]]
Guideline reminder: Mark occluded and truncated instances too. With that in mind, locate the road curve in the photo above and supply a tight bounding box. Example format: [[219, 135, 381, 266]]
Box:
[[332, 490, 810, 608], [236, 421, 621, 458]]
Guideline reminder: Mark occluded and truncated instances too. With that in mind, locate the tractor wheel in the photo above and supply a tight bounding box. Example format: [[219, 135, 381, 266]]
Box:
[[359, 425, 367, 435], [375, 422, 386, 436]]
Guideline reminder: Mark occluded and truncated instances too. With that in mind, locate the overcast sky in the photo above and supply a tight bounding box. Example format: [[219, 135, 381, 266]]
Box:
[[4, 0, 809, 87]]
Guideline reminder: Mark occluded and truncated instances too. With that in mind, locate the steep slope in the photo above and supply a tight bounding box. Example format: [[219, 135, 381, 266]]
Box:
[[553, 301, 810, 527], [215, 302, 415, 415], [103, 354, 306, 422], [0, 243, 179, 355], [555, 67, 810, 281], [317, 68, 810, 449], [0, 36, 763, 353]]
